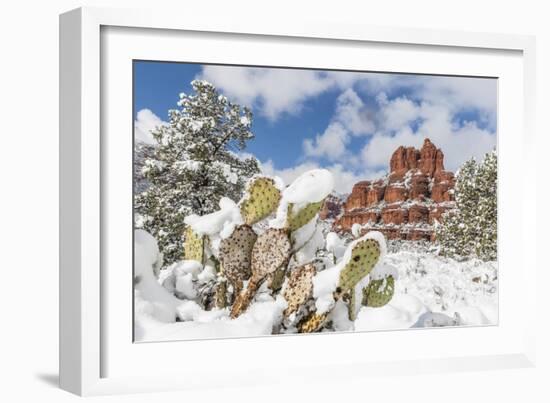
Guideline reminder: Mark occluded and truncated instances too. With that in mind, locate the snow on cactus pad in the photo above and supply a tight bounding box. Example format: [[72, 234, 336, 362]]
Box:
[[270, 169, 334, 229]]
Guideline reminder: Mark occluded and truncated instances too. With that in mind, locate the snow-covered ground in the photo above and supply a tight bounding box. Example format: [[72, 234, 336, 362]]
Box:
[[134, 230, 497, 342]]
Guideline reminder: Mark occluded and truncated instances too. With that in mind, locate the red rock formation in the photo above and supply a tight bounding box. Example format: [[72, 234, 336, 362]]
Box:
[[381, 207, 408, 225], [366, 183, 386, 206], [344, 181, 370, 211], [319, 194, 344, 221], [409, 174, 430, 200], [384, 185, 408, 203], [334, 138, 457, 241], [418, 138, 444, 177], [390, 146, 420, 173], [408, 205, 429, 223]]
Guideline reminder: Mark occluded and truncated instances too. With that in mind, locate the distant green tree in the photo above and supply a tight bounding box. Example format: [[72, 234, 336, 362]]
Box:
[[135, 80, 260, 265], [436, 150, 497, 261]]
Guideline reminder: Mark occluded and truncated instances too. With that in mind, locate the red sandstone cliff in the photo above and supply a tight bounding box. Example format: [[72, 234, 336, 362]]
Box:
[[334, 138, 456, 241]]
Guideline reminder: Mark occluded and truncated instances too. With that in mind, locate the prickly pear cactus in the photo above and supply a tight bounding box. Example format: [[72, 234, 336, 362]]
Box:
[[298, 312, 328, 333], [183, 226, 204, 263], [239, 177, 281, 225], [230, 228, 291, 318], [338, 238, 381, 293], [362, 275, 395, 308], [218, 224, 257, 292], [283, 264, 315, 318], [286, 200, 324, 232]]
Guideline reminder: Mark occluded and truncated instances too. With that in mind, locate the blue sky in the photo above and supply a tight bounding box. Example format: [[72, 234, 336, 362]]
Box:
[[134, 61, 497, 193]]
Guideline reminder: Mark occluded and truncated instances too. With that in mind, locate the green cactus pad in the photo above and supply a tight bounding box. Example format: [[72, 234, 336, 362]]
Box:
[[219, 224, 257, 289], [283, 264, 315, 318], [348, 290, 358, 321], [338, 238, 381, 293], [286, 200, 324, 232], [362, 275, 395, 308], [239, 177, 281, 225], [183, 226, 204, 263]]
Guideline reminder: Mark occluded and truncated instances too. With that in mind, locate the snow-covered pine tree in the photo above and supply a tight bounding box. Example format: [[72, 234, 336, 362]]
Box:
[[436, 150, 497, 261], [135, 80, 260, 266]]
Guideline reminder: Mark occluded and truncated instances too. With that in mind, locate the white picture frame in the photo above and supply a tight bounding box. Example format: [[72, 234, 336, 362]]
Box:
[[59, 6, 537, 396]]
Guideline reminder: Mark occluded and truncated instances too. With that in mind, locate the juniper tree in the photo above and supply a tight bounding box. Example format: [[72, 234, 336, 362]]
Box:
[[135, 80, 260, 265], [436, 150, 497, 261]]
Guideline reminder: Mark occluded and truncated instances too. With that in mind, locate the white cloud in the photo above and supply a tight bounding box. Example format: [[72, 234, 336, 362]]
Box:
[[334, 89, 375, 135], [376, 93, 421, 132], [134, 109, 167, 144], [198, 66, 497, 128], [302, 89, 375, 161], [303, 122, 349, 161], [199, 66, 335, 120]]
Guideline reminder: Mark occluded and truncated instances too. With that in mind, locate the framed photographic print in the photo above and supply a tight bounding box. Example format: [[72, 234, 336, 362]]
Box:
[[60, 6, 537, 396]]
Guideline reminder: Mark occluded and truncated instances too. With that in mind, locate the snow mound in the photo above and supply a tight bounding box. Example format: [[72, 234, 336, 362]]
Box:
[[184, 197, 243, 238], [282, 169, 334, 204], [270, 169, 334, 228], [134, 230, 183, 323]]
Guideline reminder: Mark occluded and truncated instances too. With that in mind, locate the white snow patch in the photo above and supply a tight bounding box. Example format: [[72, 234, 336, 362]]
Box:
[[184, 197, 243, 237], [134, 230, 184, 323], [325, 232, 346, 260], [270, 169, 334, 228]]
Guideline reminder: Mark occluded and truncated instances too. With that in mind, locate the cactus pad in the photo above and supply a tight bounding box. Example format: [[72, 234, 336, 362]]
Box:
[[250, 228, 291, 279], [230, 228, 291, 318], [286, 200, 324, 232], [183, 226, 204, 263], [215, 278, 228, 309], [283, 264, 315, 318], [362, 275, 395, 308], [239, 177, 281, 225], [267, 266, 287, 293], [338, 238, 381, 293], [219, 224, 257, 289], [298, 312, 328, 333]]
